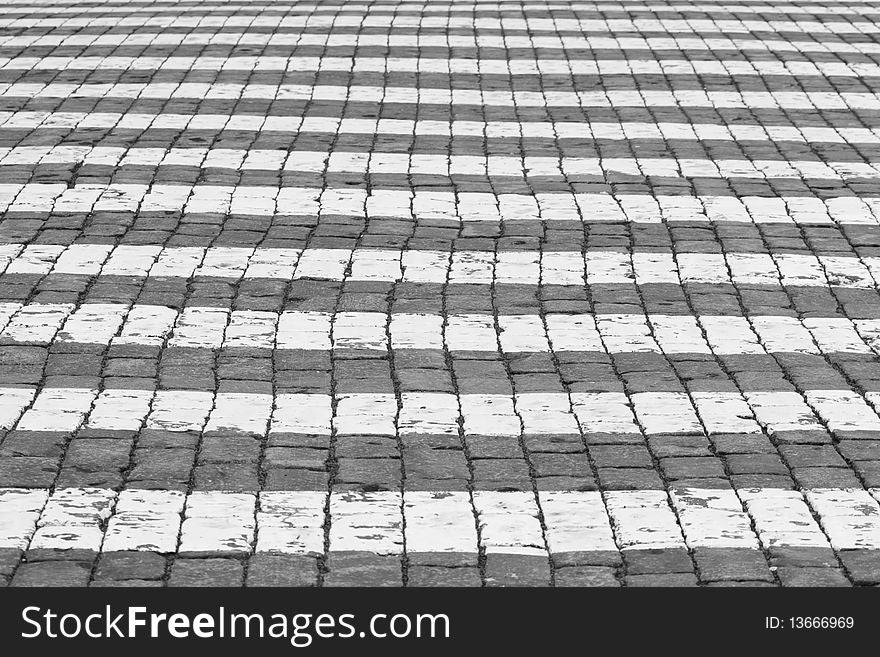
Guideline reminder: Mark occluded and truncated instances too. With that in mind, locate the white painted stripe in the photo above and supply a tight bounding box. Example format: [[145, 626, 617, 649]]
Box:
[[1, 147, 876, 182], [4, 2, 878, 18], [3, 31, 877, 58], [3, 0, 877, 7], [5, 487, 880, 554], [0, 187, 872, 225], [2, 245, 879, 289], [4, 388, 879, 437], [4, 56, 879, 79], [1, 83, 876, 111], [0, 15, 876, 34]]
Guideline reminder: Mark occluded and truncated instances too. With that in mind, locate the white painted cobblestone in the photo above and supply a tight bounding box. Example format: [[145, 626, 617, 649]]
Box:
[[5, 305, 880, 359], [2, 244, 876, 288]]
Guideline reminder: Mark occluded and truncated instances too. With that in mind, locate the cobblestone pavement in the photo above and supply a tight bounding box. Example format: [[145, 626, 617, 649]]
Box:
[[2, 0, 880, 588]]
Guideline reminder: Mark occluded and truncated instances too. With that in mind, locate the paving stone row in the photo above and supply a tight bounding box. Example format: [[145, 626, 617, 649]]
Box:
[[3, 2, 880, 18], [3, 487, 880, 586], [3, 15, 879, 36], [2, 138, 880, 170], [5, 46, 880, 68]]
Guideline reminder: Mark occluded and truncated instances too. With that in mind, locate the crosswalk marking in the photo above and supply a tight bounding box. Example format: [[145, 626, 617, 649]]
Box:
[[3, 2, 879, 17], [6, 486, 877, 555], [3, 14, 879, 33], [3, 0, 880, 586], [1, 187, 876, 224], [2, 245, 880, 288], [3, 387, 880, 436], [3, 83, 878, 110], [5, 56, 880, 78]]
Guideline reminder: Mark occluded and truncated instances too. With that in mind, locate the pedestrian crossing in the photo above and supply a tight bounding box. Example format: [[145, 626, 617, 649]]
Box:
[[4, 2, 880, 17], [5, 32, 880, 56], [5, 14, 880, 33], [3, 191, 880, 223], [6, 302, 880, 357], [5, 244, 880, 289], [3, 84, 880, 110], [7, 56, 880, 78], [2, 0, 880, 587], [5, 145, 880, 175], [5, 386, 880, 435], [3, 487, 880, 555]]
